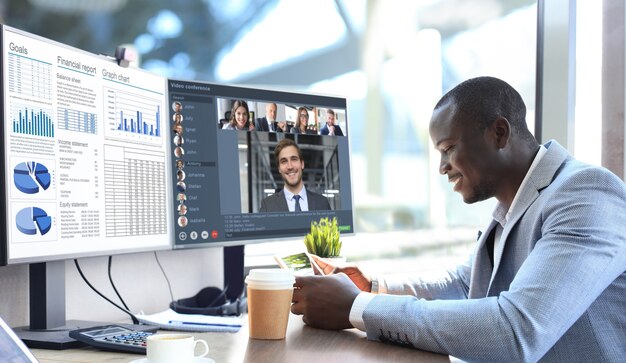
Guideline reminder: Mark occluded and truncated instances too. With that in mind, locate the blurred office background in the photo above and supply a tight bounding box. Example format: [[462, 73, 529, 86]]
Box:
[[0, 0, 605, 275]]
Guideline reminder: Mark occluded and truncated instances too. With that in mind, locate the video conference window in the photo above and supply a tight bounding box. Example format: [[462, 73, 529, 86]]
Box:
[[168, 81, 353, 247], [216, 99, 344, 213]]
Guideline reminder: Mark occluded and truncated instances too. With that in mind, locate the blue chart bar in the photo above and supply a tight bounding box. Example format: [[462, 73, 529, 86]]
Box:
[[58, 107, 97, 134], [12, 106, 55, 137], [117, 105, 161, 137]]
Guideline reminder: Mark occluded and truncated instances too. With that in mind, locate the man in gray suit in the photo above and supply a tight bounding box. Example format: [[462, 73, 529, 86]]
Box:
[[259, 138, 331, 212], [291, 77, 626, 362], [255, 102, 278, 132]]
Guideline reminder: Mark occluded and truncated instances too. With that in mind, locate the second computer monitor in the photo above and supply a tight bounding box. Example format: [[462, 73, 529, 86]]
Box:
[[167, 80, 354, 248]]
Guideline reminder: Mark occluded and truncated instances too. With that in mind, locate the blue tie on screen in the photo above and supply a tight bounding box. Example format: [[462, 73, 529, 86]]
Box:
[[294, 195, 301, 212]]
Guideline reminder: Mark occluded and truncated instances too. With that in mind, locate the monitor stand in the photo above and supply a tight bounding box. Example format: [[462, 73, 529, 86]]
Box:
[[12, 261, 98, 349], [223, 245, 245, 302], [14, 261, 151, 350], [16, 248, 246, 349], [13, 246, 247, 350]]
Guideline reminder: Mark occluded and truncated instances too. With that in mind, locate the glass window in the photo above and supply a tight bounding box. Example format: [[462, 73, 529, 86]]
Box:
[[574, 0, 602, 166], [0, 0, 540, 273]]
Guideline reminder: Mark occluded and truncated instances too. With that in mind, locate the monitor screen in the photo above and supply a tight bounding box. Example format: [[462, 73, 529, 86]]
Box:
[[167, 80, 354, 248], [0, 25, 173, 265]]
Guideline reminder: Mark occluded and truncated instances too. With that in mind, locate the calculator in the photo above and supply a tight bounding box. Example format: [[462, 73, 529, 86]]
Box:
[[69, 324, 158, 354]]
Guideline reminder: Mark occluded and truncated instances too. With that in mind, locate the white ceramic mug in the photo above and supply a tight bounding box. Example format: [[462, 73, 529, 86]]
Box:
[[146, 333, 209, 363]]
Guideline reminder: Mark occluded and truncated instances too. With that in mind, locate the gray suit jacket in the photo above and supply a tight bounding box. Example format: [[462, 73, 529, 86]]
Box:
[[259, 189, 331, 212], [364, 141, 626, 362]]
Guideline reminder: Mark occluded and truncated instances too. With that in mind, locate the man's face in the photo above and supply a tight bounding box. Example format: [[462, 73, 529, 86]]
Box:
[[326, 112, 336, 125], [278, 145, 304, 189], [266, 104, 277, 121], [234, 106, 248, 129], [429, 103, 500, 204]]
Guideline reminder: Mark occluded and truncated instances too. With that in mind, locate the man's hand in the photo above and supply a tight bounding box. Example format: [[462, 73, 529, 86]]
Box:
[[310, 255, 372, 292], [291, 273, 361, 330]]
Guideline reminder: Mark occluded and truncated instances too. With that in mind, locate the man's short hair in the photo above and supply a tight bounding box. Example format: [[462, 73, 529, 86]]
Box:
[[274, 138, 302, 163], [434, 76, 535, 144], [326, 108, 335, 116]]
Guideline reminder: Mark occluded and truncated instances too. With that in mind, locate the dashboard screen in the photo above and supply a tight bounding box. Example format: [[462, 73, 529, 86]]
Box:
[[1, 25, 172, 264]]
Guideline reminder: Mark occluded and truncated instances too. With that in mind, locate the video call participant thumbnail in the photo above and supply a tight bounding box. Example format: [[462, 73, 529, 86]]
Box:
[[222, 99, 255, 131], [320, 108, 344, 136], [255, 102, 285, 132], [259, 138, 331, 213]]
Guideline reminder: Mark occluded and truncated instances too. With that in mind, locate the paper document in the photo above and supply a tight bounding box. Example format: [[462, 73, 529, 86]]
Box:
[[136, 309, 243, 333]]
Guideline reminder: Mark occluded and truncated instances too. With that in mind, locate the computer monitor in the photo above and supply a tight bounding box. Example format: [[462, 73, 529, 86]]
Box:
[[0, 25, 173, 264], [166, 80, 354, 300], [0, 25, 173, 347], [0, 24, 356, 348]]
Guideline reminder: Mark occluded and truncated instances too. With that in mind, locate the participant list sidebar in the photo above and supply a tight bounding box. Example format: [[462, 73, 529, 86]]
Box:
[[168, 80, 222, 244]]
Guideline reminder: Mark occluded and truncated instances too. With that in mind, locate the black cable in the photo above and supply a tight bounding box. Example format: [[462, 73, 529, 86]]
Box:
[[153, 251, 175, 301], [74, 259, 139, 324], [107, 256, 139, 324]]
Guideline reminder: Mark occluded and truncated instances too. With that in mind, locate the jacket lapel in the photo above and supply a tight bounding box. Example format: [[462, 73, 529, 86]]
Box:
[[487, 141, 570, 291], [469, 220, 498, 298], [277, 190, 289, 211]]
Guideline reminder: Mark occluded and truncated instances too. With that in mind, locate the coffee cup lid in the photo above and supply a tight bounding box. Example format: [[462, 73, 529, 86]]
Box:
[[245, 269, 295, 289]]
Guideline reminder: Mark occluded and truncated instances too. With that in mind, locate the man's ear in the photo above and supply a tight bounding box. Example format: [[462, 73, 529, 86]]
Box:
[[491, 117, 511, 148]]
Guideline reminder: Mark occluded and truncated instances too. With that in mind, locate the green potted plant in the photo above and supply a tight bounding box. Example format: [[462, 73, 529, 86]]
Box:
[[303, 217, 343, 258]]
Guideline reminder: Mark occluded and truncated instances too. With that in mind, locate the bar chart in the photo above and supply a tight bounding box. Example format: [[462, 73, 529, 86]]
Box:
[[116, 107, 161, 136], [105, 87, 162, 141], [58, 107, 98, 134], [11, 104, 55, 137]]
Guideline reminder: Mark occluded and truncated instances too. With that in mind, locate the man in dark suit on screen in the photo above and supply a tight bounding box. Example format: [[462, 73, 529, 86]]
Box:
[[259, 138, 331, 212], [255, 102, 287, 132], [320, 108, 344, 136]]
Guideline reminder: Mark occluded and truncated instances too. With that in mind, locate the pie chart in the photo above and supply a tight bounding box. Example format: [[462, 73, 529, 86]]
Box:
[[16, 207, 52, 235], [14, 162, 51, 194]]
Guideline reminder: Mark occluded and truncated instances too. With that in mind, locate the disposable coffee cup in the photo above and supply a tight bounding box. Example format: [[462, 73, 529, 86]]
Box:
[[245, 268, 295, 339], [146, 333, 209, 363]]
